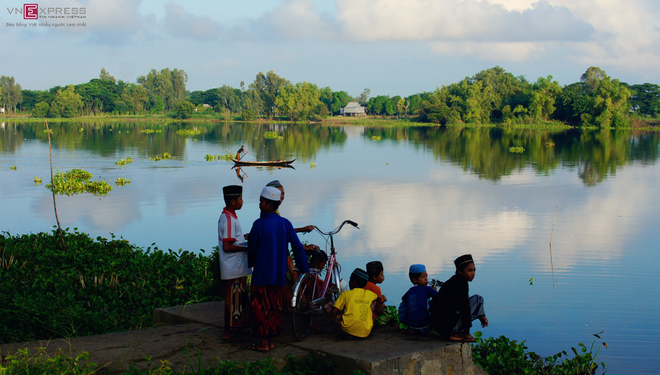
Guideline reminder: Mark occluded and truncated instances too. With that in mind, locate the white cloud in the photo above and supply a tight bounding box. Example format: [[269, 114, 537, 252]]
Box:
[[163, 2, 223, 41], [335, 0, 593, 42], [431, 41, 547, 62]]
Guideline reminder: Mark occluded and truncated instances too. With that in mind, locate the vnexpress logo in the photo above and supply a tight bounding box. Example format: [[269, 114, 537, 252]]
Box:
[[24, 4, 38, 19]]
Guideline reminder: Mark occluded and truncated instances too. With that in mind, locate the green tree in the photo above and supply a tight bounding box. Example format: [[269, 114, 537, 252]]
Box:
[[628, 83, 660, 117], [0, 76, 23, 112], [175, 100, 195, 119], [359, 88, 371, 105], [528, 76, 562, 121], [52, 85, 83, 118], [137, 68, 188, 111], [249, 71, 288, 118], [31, 102, 50, 118], [581, 67, 608, 92], [99, 67, 116, 84], [592, 77, 631, 128], [274, 82, 321, 121]]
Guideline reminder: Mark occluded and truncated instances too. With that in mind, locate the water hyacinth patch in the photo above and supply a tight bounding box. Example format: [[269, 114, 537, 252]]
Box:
[[45, 169, 113, 197], [115, 177, 130, 186], [0, 229, 217, 344], [264, 131, 278, 139], [115, 157, 133, 166]]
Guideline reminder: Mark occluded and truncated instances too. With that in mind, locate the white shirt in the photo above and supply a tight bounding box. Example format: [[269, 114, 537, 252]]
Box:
[[218, 208, 252, 280]]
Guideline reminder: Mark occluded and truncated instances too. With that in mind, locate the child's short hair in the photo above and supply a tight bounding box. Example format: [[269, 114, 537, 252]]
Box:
[[366, 261, 383, 281], [222, 185, 242, 206], [408, 264, 426, 283], [260, 196, 281, 210], [309, 250, 328, 269], [350, 268, 369, 288], [454, 254, 474, 272]]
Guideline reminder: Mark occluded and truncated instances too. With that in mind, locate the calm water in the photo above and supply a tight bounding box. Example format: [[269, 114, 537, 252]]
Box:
[[1, 121, 659, 373]]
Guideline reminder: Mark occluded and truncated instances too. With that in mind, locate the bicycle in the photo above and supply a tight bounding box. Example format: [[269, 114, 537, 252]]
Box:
[[291, 219, 359, 341]]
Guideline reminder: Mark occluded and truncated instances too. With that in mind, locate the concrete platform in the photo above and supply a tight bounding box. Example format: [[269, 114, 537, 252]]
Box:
[[1, 302, 487, 375]]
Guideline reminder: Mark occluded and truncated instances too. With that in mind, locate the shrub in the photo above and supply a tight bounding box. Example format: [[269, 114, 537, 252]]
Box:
[[0, 229, 215, 344]]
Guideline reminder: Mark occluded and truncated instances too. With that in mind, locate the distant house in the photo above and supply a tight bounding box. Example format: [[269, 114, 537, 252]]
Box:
[[0, 108, 5, 115], [340, 102, 367, 117]]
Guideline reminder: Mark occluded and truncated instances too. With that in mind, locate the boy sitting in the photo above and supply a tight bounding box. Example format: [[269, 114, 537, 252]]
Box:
[[329, 268, 381, 339], [429, 254, 488, 342], [365, 261, 397, 327], [399, 264, 437, 334]]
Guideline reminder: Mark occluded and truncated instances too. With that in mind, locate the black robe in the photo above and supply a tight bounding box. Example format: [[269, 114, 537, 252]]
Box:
[[429, 274, 471, 336]]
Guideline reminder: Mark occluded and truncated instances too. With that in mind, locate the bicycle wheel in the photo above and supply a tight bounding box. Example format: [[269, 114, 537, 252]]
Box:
[[292, 273, 315, 341]]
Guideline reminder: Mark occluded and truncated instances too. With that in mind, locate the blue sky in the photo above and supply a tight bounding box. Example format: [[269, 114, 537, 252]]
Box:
[[2, 0, 659, 97]]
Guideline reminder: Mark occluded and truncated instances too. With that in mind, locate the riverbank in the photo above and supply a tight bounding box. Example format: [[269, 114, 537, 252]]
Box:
[[3, 112, 659, 129]]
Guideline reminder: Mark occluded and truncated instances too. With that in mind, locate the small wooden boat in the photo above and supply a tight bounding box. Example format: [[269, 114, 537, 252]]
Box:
[[232, 159, 295, 167]]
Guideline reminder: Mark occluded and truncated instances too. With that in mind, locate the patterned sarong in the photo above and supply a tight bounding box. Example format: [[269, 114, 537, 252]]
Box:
[[224, 277, 250, 331], [250, 285, 283, 338]]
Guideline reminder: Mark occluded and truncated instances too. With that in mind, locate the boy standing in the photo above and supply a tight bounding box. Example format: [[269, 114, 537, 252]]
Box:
[[429, 254, 489, 342], [247, 186, 309, 352], [329, 268, 381, 339], [218, 185, 251, 341], [399, 264, 437, 334]]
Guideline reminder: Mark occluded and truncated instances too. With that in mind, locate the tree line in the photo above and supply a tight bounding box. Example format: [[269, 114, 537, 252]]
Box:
[[1, 66, 659, 126]]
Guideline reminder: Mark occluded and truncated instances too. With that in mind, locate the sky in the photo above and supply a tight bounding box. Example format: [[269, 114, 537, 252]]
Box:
[[2, 0, 660, 97]]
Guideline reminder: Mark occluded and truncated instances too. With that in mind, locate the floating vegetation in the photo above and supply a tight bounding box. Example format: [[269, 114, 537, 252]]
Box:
[[509, 146, 525, 153], [115, 177, 130, 186], [264, 131, 278, 139], [176, 129, 201, 136], [371, 136, 382, 141], [148, 153, 174, 161], [310, 162, 317, 169], [115, 157, 133, 166], [205, 153, 234, 161], [545, 141, 555, 147], [33, 177, 42, 185], [11, 166, 17, 170], [42, 129, 52, 134], [46, 169, 113, 197], [141, 129, 162, 134]]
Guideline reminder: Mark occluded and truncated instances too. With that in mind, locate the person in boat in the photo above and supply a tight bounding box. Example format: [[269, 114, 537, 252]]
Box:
[[429, 254, 488, 342], [236, 145, 248, 161], [247, 186, 309, 352]]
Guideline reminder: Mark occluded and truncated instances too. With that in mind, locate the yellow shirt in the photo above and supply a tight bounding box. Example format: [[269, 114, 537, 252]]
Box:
[[333, 288, 378, 338]]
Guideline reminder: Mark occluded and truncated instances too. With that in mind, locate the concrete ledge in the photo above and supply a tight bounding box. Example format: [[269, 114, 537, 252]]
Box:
[[1, 302, 486, 375], [154, 302, 487, 375]]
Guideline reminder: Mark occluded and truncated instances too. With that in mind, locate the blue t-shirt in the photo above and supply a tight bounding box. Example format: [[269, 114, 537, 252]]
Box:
[[248, 212, 309, 286], [402, 285, 437, 328]]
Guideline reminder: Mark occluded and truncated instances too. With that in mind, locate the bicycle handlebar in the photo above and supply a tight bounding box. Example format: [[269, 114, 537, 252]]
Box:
[[313, 220, 359, 236]]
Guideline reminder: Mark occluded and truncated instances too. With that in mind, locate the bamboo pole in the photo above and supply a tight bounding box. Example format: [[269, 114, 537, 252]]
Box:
[[549, 206, 558, 287], [46, 120, 65, 251]]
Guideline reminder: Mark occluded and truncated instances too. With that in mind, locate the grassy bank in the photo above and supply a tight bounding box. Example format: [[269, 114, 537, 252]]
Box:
[[0, 229, 220, 344]]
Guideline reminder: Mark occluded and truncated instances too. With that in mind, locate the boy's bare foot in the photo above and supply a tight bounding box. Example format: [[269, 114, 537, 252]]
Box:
[[248, 339, 270, 352], [464, 334, 476, 342], [449, 333, 465, 342]]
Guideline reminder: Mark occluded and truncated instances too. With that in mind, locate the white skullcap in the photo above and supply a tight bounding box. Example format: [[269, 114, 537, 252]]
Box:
[[260, 186, 281, 201]]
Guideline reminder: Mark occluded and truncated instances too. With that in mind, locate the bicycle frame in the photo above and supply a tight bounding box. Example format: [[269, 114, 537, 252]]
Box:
[[292, 220, 358, 309]]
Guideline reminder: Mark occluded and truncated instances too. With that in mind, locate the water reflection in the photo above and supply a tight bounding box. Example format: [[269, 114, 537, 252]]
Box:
[[3, 123, 658, 188], [2, 121, 660, 374]]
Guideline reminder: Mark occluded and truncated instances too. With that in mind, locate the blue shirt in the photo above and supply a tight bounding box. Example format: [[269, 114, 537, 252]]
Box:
[[402, 285, 437, 328], [248, 212, 309, 286]]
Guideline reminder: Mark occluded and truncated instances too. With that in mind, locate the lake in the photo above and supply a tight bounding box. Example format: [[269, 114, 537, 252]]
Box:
[[1, 120, 659, 374]]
